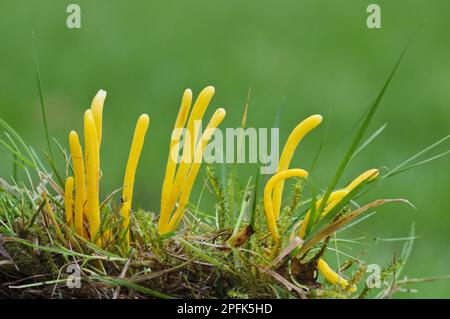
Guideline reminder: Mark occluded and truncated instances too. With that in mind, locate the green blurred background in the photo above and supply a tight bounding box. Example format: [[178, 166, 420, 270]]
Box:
[[0, 0, 449, 297]]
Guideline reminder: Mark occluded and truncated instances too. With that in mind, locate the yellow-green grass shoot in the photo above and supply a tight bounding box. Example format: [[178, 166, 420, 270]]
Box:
[[64, 176, 74, 227]]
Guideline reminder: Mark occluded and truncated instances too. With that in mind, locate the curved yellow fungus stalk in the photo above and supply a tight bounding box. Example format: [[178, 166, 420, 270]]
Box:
[[159, 89, 192, 230], [166, 86, 216, 215], [90, 89, 107, 146], [298, 169, 379, 290], [298, 168, 379, 239], [263, 169, 309, 246], [273, 115, 322, 220], [317, 258, 356, 292], [298, 189, 349, 239], [184, 86, 215, 157], [84, 110, 101, 245], [121, 114, 150, 243], [163, 108, 226, 234], [69, 131, 87, 238], [346, 168, 379, 192], [119, 201, 131, 241], [64, 177, 74, 227]]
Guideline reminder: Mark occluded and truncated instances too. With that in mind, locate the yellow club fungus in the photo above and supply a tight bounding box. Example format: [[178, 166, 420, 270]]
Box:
[[84, 110, 101, 245], [90, 89, 107, 146], [65, 90, 149, 247], [296, 169, 379, 291], [165, 108, 226, 233], [164, 86, 216, 222], [263, 169, 308, 247], [346, 168, 379, 192], [317, 258, 356, 292], [121, 114, 150, 243], [120, 201, 131, 241], [272, 115, 322, 220], [69, 131, 87, 238], [298, 189, 349, 239], [184, 86, 215, 158], [158, 86, 225, 235], [64, 176, 74, 227], [298, 169, 379, 238], [159, 89, 192, 229], [260, 111, 378, 291]]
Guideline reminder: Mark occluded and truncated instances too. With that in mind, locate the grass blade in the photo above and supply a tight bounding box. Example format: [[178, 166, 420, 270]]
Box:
[[232, 177, 252, 236], [177, 237, 237, 275], [249, 166, 260, 230], [32, 32, 53, 162], [351, 123, 387, 159], [318, 46, 409, 214], [384, 134, 450, 179]]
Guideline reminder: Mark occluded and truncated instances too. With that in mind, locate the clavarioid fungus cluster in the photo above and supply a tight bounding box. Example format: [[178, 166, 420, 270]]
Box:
[[263, 115, 379, 291], [64, 90, 149, 247], [58, 85, 388, 296], [64, 86, 226, 245], [158, 86, 226, 235]]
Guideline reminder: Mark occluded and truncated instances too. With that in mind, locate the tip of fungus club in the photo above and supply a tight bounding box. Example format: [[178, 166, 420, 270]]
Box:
[[84, 109, 94, 119], [138, 113, 150, 124], [368, 168, 379, 177], [216, 108, 226, 116], [204, 86, 215, 95], [311, 114, 323, 124], [96, 89, 107, 98]]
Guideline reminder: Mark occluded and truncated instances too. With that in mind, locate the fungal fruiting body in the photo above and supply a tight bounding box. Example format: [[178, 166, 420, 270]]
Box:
[[119, 201, 131, 242], [69, 130, 87, 238], [90, 89, 106, 146], [165, 108, 226, 232], [263, 169, 309, 247], [317, 259, 356, 292], [346, 169, 379, 192], [158, 86, 226, 235], [272, 115, 323, 220], [164, 87, 215, 217], [60, 87, 378, 293], [66, 90, 149, 247], [298, 168, 380, 238], [297, 189, 349, 239], [159, 89, 192, 227], [299, 169, 379, 291], [121, 114, 150, 243], [261, 113, 378, 292], [84, 110, 101, 246], [261, 115, 322, 252]]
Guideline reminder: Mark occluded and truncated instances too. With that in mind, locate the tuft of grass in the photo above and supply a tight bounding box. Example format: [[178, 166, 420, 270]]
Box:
[[316, 46, 408, 218]]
